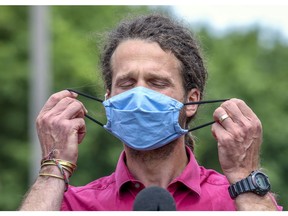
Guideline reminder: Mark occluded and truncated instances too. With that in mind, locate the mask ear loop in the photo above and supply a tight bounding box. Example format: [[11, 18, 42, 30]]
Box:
[[184, 99, 229, 105], [67, 88, 103, 103], [67, 89, 229, 131], [84, 113, 104, 127], [184, 99, 230, 132], [67, 89, 104, 127]]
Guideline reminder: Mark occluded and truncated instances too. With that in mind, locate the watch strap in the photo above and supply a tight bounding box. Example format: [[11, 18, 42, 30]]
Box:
[[228, 175, 255, 199]]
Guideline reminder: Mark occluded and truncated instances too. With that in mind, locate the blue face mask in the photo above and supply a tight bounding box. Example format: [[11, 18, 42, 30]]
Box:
[[68, 87, 228, 151]]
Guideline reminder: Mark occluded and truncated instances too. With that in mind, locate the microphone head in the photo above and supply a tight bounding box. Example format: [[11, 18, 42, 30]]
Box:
[[133, 186, 176, 211]]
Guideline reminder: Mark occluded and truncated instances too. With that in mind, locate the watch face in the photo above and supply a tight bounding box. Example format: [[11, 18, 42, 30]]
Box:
[[254, 173, 270, 190]]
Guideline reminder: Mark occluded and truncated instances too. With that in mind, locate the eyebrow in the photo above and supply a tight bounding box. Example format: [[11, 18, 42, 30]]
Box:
[[114, 71, 174, 85], [147, 72, 173, 82], [114, 72, 134, 86]]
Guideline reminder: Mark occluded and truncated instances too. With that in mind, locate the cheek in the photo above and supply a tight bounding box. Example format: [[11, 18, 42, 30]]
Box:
[[178, 108, 187, 127], [165, 88, 186, 102], [177, 92, 187, 103], [110, 88, 124, 97]]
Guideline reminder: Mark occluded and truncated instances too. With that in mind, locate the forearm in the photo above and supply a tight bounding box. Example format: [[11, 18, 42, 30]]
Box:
[[19, 90, 84, 210], [235, 193, 279, 211], [19, 167, 66, 211]]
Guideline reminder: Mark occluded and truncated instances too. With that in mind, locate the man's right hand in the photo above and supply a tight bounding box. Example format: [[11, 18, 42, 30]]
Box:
[[36, 90, 87, 164]]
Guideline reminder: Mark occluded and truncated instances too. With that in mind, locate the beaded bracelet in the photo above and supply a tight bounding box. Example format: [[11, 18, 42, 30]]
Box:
[[53, 159, 69, 192], [41, 162, 74, 177], [39, 173, 64, 180], [41, 159, 77, 171], [39, 158, 77, 192]]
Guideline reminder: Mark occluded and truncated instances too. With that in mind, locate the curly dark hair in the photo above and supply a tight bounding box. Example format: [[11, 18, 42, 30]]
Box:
[[100, 14, 208, 151]]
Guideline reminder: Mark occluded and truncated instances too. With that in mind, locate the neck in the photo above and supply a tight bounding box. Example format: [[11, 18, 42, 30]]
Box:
[[124, 139, 188, 188]]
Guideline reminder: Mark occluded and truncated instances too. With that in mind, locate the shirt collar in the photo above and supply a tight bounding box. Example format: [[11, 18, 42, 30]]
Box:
[[171, 146, 201, 196], [115, 151, 136, 192], [115, 146, 201, 196]]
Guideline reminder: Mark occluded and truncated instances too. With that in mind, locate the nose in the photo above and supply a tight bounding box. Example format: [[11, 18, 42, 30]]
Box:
[[135, 79, 149, 89]]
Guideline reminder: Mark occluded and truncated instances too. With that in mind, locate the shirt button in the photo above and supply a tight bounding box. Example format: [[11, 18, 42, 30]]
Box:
[[134, 183, 140, 188]]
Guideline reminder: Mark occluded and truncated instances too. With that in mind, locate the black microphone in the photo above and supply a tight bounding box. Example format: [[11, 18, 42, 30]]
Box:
[[133, 186, 176, 211]]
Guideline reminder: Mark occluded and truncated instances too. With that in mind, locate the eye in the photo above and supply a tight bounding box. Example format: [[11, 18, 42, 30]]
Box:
[[149, 79, 169, 88], [118, 79, 135, 89]]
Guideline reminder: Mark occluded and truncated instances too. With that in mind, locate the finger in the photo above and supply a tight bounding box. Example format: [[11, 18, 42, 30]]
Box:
[[75, 118, 86, 144], [232, 99, 262, 138], [213, 106, 248, 142], [58, 100, 86, 120], [220, 99, 247, 124], [221, 98, 259, 123], [213, 106, 234, 127], [221, 99, 262, 136], [211, 122, 232, 144], [46, 97, 77, 116], [232, 98, 258, 121], [215, 100, 261, 144], [68, 118, 86, 144], [43, 95, 87, 119], [41, 90, 78, 112]]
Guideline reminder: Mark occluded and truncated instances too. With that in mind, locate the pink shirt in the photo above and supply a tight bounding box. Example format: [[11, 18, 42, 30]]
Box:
[[61, 147, 239, 211]]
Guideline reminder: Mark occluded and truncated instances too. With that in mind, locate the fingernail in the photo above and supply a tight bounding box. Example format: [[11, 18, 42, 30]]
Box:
[[71, 92, 78, 97], [66, 89, 78, 97]]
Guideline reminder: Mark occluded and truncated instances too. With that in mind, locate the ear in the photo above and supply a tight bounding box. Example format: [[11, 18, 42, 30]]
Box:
[[185, 88, 200, 118], [105, 89, 111, 100]]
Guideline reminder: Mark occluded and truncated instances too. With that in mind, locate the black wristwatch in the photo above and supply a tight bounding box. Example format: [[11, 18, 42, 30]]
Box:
[[228, 170, 271, 199]]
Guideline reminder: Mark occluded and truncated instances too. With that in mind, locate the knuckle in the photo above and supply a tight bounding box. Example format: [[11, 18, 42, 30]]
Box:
[[238, 120, 251, 134], [62, 97, 75, 104], [233, 129, 245, 142], [213, 107, 224, 118], [80, 118, 86, 126], [221, 100, 233, 110], [36, 114, 42, 124], [36, 116, 42, 128], [60, 120, 70, 129], [224, 126, 245, 143], [36, 113, 50, 126], [255, 119, 262, 129], [49, 93, 60, 103], [49, 117, 59, 128], [246, 121, 254, 133], [220, 99, 230, 107], [218, 133, 232, 146], [73, 100, 83, 109], [235, 98, 246, 106], [253, 119, 262, 134], [230, 98, 243, 104]]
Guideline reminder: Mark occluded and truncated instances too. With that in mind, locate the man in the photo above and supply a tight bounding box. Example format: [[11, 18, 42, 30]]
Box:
[[20, 14, 281, 210]]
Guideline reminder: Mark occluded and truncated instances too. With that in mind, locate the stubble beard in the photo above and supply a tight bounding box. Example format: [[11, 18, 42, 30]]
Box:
[[127, 107, 187, 163]]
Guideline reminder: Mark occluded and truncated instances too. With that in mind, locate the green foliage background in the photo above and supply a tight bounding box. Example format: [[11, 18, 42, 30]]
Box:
[[0, 5, 287, 210]]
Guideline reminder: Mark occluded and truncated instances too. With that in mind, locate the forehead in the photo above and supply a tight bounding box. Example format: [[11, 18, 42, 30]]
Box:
[[110, 39, 182, 77]]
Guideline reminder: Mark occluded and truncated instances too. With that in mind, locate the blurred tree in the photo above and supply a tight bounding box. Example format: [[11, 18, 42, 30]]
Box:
[[50, 5, 154, 186], [0, 5, 286, 210], [0, 5, 152, 210], [193, 27, 288, 209], [0, 6, 30, 210]]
